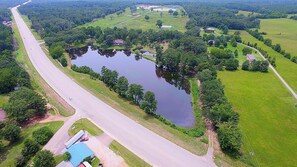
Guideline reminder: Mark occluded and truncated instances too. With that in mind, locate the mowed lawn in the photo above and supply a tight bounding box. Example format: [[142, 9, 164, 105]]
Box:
[[218, 70, 297, 167], [259, 18, 297, 56], [238, 30, 297, 93], [226, 42, 261, 65], [80, 7, 189, 32]]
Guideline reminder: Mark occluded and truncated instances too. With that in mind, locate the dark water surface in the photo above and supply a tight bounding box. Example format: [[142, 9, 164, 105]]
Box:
[[70, 46, 194, 127]]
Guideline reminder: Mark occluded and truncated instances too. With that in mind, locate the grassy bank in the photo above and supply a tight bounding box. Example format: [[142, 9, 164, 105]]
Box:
[[0, 121, 64, 166], [236, 30, 297, 93], [110, 141, 151, 167], [80, 7, 188, 32], [0, 95, 9, 108], [218, 70, 297, 167], [68, 118, 103, 136]]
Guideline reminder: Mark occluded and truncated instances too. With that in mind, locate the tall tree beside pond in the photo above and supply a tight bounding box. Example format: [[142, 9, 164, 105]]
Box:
[[128, 84, 144, 104], [116, 76, 129, 97], [141, 91, 157, 114]]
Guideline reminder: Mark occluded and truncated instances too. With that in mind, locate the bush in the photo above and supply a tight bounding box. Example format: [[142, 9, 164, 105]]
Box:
[[15, 155, 29, 167], [33, 150, 56, 167], [2, 124, 21, 143], [217, 121, 242, 154], [63, 152, 71, 161], [32, 127, 53, 145], [60, 57, 67, 67], [22, 139, 40, 158]]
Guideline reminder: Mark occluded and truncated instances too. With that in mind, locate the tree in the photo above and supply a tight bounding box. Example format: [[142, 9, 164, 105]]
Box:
[[259, 60, 269, 72], [116, 76, 129, 97], [60, 57, 67, 67], [217, 121, 242, 154], [0, 68, 16, 93], [2, 124, 21, 143], [242, 60, 250, 71], [32, 127, 54, 145], [197, 69, 215, 82], [140, 91, 157, 114], [230, 38, 237, 47], [4, 87, 47, 124], [242, 47, 252, 55], [15, 155, 29, 167], [273, 44, 282, 53], [63, 152, 71, 161], [168, 9, 174, 14], [22, 139, 40, 158], [264, 38, 272, 46], [156, 20, 162, 29], [225, 59, 239, 71], [49, 45, 64, 59], [173, 11, 178, 17], [128, 84, 144, 104], [144, 15, 150, 22], [33, 150, 56, 167], [234, 49, 238, 57], [209, 103, 239, 126]]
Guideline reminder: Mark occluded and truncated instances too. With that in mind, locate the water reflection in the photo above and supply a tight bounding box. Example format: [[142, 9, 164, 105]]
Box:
[[70, 46, 194, 127]]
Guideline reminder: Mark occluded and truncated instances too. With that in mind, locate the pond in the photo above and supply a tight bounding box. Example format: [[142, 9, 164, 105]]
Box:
[[70, 46, 195, 127]]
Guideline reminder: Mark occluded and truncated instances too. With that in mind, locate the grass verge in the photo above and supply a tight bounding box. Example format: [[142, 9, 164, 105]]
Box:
[[68, 118, 103, 136], [110, 141, 151, 167]]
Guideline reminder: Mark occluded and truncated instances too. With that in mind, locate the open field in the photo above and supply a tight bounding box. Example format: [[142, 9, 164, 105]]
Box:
[[236, 10, 260, 17], [218, 70, 297, 167], [80, 7, 189, 32], [259, 18, 297, 57], [0, 121, 64, 166], [226, 42, 262, 64], [68, 118, 103, 136], [110, 141, 151, 167], [234, 30, 297, 93]]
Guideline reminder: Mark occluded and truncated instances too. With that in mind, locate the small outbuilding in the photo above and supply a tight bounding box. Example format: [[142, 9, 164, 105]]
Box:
[[204, 28, 215, 33], [113, 39, 125, 46], [246, 54, 256, 62]]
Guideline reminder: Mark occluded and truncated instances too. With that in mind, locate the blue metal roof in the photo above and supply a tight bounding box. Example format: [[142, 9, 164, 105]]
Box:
[[68, 142, 94, 167]]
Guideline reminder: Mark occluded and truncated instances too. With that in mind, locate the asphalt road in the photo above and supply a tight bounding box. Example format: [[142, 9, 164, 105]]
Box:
[[12, 3, 215, 167]]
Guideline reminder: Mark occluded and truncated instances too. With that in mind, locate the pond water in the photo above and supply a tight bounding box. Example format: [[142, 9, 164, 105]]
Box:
[[70, 46, 195, 127]]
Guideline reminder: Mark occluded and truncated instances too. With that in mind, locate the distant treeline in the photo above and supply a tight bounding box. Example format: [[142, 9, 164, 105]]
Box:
[[182, 3, 260, 30], [19, 1, 131, 38]]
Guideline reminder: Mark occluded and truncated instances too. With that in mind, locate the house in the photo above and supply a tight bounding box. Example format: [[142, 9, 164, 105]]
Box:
[[113, 39, 125, 46], [204, 28, 215, 33], [246, 54, 256, 62], [68, 142, 94, 167]]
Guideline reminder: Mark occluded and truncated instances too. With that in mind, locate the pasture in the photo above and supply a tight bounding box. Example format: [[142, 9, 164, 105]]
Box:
[[226, 42, 262, 64], [236, 30, 297, 93], [259, 18, 297, 57], [80, 7, 189, 32], [236, 10, 260, 17], [218, 70, 297, 167]]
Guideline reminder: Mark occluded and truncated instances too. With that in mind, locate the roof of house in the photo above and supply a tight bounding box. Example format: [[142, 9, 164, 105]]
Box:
[[113, 39, 124, 43], [247, 54, 256, 61], [68, 142, 94, 167]]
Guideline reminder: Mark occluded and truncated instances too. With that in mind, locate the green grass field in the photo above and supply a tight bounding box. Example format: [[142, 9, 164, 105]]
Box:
[[110, 141, 151, 167], [68, 118, 103, 136], [218, 70, 297, 167], [80, 7, 189, 32], [0, 121, 63, 166], [235, 30, 297, 93], [259, 18, 297, 57], [236, 10, 260, 17], [0, 95, 9, 108]]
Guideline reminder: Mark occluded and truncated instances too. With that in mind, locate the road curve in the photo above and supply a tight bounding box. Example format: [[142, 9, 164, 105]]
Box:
[[11, 3, 215, 167], [239, 43, 297, 100]]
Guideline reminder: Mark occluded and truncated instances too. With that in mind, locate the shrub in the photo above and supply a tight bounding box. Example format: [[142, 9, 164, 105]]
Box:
[[22, 139, 40, 158], [63, 152, 71, 161], [15, 155, 29, 167], [2, 124, 21, 143], [33, 150, 56, 167], [32, 127, 53, 145]]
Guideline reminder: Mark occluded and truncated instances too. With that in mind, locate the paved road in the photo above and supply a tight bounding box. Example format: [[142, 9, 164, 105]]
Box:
[[239, 43, 297, 100], [12, 3, 215, 167]]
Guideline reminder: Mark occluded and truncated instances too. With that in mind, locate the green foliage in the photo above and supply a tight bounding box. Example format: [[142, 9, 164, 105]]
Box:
[[63, 152, 71, 161], [197, 69, 215, 82], [242, 47, 253, 55], [156, 20, 162, 28], [217, 121, 242, 154], [101, 66, 118, 90], [144, 15, 149, 21], [32, 127, 54, 145], [33, 150, 56, 167], [140, 91, 157, 114], [200, 137, 209, 144], [59, 57, 67, 67], [2, 124, 21, 143], [116, 76, 129, 97], [15, 155, 29, 167], [209, 103, 239, 126], [4, 87, 47, 124], [49, 45, 64, 59], [242, 60, 269, 73], [225, 59, 239, 71], [21, 138, 40, 158], [128, 84, 144, 104]]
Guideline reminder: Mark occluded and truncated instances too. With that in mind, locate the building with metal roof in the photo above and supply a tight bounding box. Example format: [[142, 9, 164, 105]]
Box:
[[68, 142, 94, 167]]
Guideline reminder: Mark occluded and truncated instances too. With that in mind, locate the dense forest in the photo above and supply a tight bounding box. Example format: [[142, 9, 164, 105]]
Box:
[[19, 1, 131, 38], [183, 3, 260, 30]]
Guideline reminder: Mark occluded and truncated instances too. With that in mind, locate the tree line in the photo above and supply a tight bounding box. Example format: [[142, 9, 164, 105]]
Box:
[[247, 29, 297, 64]]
